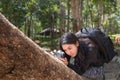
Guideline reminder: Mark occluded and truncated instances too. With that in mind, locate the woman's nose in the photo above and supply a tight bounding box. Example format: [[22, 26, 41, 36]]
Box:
[[66, 50, 71, 55]]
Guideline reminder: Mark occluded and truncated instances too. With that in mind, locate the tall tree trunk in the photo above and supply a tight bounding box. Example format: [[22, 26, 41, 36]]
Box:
[[79, 0, 83, 29], [98, 1, 103, 28], [0, 13, 89, 80], [72, 0, 81, 33], [67, 0, 70, 31], [59, 0, 66, 35], [25, 18, 31, 37]]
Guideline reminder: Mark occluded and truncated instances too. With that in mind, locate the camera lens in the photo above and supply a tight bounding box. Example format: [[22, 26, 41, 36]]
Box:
[[54, 50, 65, 58]]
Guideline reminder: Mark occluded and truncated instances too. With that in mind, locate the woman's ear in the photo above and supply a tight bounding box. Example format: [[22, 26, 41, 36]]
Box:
[[76, 41, 79, 47]]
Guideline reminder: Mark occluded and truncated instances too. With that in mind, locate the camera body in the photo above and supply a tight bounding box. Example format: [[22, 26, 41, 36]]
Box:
[[53, 50, 65, 58]]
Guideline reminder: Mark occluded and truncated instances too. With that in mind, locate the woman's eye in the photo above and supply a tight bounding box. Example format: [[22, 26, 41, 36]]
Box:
[[68, 47, 72, 50]]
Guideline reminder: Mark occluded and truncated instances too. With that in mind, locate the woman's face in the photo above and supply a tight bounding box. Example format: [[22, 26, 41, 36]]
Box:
[[62, 42, 79, 57]]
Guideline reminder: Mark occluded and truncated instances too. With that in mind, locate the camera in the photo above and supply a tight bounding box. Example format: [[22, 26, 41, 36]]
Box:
[[53, 50, 65, 58]]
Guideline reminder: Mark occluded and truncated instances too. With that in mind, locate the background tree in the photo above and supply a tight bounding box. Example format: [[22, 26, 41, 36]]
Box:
[[0, 0, 120, 49], [72, 0, 81, 33]]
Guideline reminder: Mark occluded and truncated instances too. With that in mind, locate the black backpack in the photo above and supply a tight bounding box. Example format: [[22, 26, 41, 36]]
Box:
[[75, 27, 117, 63]]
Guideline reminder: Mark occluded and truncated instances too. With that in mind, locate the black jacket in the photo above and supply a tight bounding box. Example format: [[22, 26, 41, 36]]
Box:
[[66, 41, 104, 75]]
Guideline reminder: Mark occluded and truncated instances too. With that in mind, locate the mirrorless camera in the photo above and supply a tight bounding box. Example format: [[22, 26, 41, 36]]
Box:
[[53, 50, 65, 58]]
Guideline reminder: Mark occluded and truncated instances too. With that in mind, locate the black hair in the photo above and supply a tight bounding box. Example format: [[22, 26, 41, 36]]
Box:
[[59, 32, 79, 60], [59, 32, 79, 51], [59, 32, 85, 62]]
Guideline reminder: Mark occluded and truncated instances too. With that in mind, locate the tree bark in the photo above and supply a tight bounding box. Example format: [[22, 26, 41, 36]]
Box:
[[0, 13, 89, 80], [72, 0, 81, 33], [59, 0, 66, 35]]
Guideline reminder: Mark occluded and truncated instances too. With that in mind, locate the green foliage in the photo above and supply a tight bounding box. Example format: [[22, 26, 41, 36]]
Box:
[[0, 0, 27, 28], [0, 0, 120, 49]]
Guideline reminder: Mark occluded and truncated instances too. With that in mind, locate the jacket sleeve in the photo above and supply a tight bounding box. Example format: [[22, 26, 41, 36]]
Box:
[[67, 63, 83, 75], [67, 61, 89, 75]]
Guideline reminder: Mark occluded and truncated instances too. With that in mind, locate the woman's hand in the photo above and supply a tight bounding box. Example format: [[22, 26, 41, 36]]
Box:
[[58, 57, 68, 65]]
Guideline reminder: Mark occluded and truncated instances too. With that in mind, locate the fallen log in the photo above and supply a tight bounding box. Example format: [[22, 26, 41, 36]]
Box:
[[0, 13, 89, 80]]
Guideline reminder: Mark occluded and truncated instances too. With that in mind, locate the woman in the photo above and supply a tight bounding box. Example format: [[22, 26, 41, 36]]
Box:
[[58, 32, 105, 80]]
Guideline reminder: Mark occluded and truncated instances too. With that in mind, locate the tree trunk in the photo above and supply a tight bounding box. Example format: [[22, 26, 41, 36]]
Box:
[[98, 1, 103, 28], [0, 13, 89, 80], [66, 0, 71, 32], [59, 1, 66, 35], [72, 0, 81, 33]]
